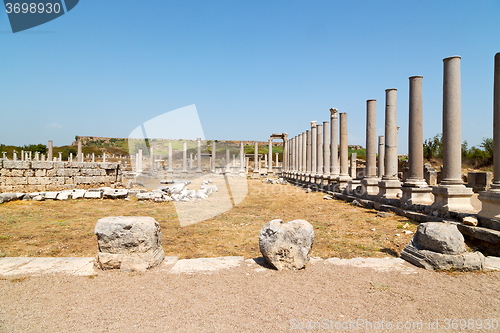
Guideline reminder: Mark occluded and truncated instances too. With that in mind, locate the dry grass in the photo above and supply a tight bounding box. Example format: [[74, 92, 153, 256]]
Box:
[[0, 179, 417, 259]]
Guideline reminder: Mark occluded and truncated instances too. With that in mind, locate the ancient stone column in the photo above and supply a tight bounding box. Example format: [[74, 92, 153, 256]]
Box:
[[225, 149, 231, 173], [297, 134, 303, 174], [2, 152, 6, 159], [268, 139, 273, 174], [150, 147, 155, 172], [239, 142, 245, 175], [283, 135, 288, 172], [478, 53, 500, 220], [311, 122, 317, 178], [337, 112, 351, 190], [69, 153, 73, 162], [378, 136, 384, 178], [330, 108, 339, 179], [290, 137, 295, 172], [402, 76, 433, 205], [350, 153, 357, 179], [190, 153, 193, 169], [378, 89, 402, 199], [77, 141, 82, 162], [302, 131, 307, 174], [306, 130, 312, 175], [232, 154, 235, 167], [48, 140, 53, 161], [275, 153, 279, 168], [21, 150, 24, 161], [13, 151, 17, 161], [432, 56, 474, 213], [167, 142, 174, 175], [196, 138, 202, 175], [212, 141, 216, 173], [92, 153, 95, 163], [323, 121, 330, 178], [253, 142, 259, 176], [316, 123, 323, 176], [361, 99, 380, 196], [136, 150, 141, 170]]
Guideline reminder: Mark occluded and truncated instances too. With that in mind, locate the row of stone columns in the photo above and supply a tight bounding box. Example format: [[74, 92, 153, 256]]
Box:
[[282, 55, 495, 215]]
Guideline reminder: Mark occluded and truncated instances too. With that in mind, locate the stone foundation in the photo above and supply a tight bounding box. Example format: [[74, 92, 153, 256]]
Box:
[[0, 160, 122, 193]]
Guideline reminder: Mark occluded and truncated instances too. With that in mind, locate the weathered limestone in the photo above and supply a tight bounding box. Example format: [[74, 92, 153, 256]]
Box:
[[323, 121, 330, 178], [94, 216, 165, 272], [253, 142, 259, 176], [77, 141, 82, 162], [400, 222, 484, 271], [47, 140, 54, 162], [196, 138, 202, 175], [378, 136, 384, 178], [306, 130, 312, 176], [479, 53, 500, 225], [301, 132, 306, 174], [337, 112, 351, 190], [431, 56, 474, 213], [268, 139, 273, 174], [212, 141, 217, 173], [330, 108, 339, 180], [361, 99, 380, 196], [259, 219, 314, 270], [239, 142, 245, 175], [378, 89, 402, 199], [225, 149, 231, 173], [316, 123, 323, 177], [181, 142, 188, 174], [311, 122, 317, 178], [402, 76, 433, 206], [167, 142, 174, 175], [349, 153, 357, 179]]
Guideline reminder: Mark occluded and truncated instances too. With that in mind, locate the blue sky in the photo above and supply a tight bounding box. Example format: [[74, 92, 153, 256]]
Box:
[[1, 0, 499, 153]]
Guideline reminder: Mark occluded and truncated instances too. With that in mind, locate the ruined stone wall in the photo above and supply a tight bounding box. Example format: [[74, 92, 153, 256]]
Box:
[[0, 160, 122, 193]]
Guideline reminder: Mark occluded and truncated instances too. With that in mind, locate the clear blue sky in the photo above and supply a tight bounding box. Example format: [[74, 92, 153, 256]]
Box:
[[1, 0, 499, 153]]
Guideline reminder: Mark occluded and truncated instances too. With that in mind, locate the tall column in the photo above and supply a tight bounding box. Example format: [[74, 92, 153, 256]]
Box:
[[378, 136, 385, 178], [330, 108, 339, 179], [225, 149, 231, 173], [361, 99, 380, 196], [268, 139, 273, 174], [290, 137, 295, 172], [298, 134, 303, 174], [378, 89, 402, 199], [350, 153, 357, 179], [253, 142, 259, 176], [323, 121, 330, 179], [150, 147, 154, 172], [283, 134, 288, 173], [167, 142, 174, 175], [92, 153, 95, 163], [77, 141, 82, 162], [311, 121, 317, 178], [21, 150, 24, 161], [306, 130, 312, 175], [432, 56, 474, 213], [275, 153, 279, 167], [302, 131, 307, 174], [13, 151, 17, 161], [316, 123, 323, 176], [196, 138, 202, 175], [136, 149, 141, 171], [479, 52, 500, 223], [337, 112, 351, 190], [211, 141, 216, 173], [58, 152, 62, 162], [48, 140, 53, 162], [239, 142, 245, 175], [402, 76, 433, 205]]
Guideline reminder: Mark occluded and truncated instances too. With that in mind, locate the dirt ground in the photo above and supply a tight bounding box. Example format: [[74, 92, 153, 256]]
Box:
[[0, 179, 422, 260], [1, 261, 499, 332]]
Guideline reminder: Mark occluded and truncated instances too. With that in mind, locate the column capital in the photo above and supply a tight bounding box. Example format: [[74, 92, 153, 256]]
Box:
[[330, 108, 338, 118], [311, 121, 317, 127]]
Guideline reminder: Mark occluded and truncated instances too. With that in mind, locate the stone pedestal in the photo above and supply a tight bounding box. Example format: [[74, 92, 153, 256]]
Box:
[[431, 56, 473, 213], [360, 178, 380, 196]]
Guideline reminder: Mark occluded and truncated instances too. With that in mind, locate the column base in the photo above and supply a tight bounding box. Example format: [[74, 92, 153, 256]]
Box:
[[336, 175, 352, 192], [478, 190, 500, 229], [346, 180, 361, 195], [377, 178, 402, 199], [401, 185, 433, 206], [360, 178, 380, 196], [431, 184, 474, 214]]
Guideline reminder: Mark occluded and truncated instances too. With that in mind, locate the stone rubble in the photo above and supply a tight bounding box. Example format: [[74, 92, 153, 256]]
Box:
[[0, 179, 218, 204]]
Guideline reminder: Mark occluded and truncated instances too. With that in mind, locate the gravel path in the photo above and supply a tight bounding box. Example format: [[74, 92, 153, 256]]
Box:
[[1, 260, 500, 332]]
